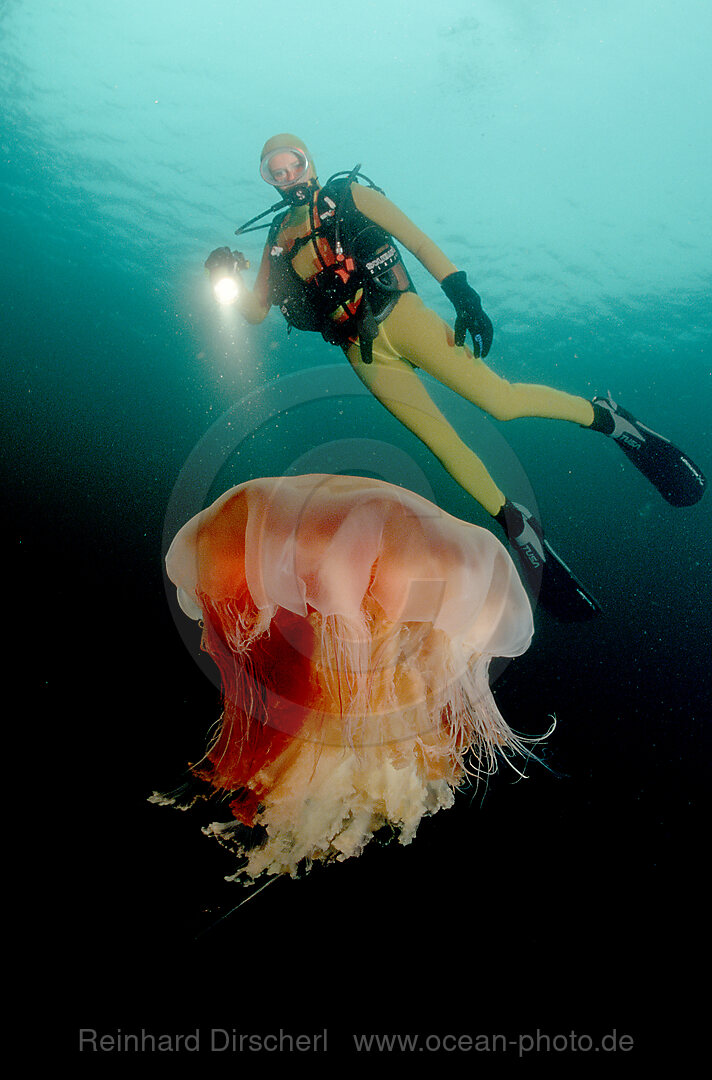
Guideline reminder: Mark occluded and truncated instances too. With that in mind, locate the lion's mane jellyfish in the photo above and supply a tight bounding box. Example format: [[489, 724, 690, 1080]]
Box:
[[155, 474, 534, 881]]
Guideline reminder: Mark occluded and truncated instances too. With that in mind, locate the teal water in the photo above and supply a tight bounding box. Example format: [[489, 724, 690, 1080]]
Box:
[[3, 0, 710, 1062]]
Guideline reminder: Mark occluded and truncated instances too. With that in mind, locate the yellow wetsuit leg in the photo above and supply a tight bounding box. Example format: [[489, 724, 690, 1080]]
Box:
[[345, 309, 507, 516], [384, 293, 595, 424], [345, 292, 595, 517]]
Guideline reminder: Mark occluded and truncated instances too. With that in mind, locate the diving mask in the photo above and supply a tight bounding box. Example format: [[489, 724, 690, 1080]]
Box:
[[260, 146, 310, 189]]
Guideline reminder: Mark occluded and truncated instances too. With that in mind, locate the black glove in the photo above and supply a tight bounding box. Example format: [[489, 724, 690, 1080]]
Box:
[[205, 247, 249, 273], [205, 247, 233, 273], [441, 270, 493, 357]]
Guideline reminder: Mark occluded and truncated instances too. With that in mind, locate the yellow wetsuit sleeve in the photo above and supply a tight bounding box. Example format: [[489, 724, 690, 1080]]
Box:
[[350, 184, 458, 283], [235, 242, 272, 324]]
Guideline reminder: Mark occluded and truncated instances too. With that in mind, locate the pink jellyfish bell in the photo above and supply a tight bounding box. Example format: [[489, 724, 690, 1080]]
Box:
[[156, 474, 535, 881]]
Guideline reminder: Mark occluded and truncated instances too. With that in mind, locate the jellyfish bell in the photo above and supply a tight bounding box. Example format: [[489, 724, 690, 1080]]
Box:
[[157, 474, 535, 882]]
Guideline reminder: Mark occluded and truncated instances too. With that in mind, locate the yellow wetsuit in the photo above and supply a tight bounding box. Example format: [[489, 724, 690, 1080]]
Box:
[[237, 136, 595, 518]]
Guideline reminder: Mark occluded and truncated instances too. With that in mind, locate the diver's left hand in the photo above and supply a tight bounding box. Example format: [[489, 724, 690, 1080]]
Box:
[[441, 271, 494, 357]]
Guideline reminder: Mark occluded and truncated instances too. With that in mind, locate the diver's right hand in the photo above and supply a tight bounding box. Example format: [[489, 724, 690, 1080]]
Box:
[[205, 247, 236, 272], [205, 247, 250, 273]]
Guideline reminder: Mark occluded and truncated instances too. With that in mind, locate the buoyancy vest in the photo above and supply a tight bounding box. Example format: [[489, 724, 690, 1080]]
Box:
[[266, 178, 414, 358]]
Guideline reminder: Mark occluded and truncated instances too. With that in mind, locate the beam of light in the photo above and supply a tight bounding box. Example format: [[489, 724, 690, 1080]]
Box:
[[213, 275, 240, 306]]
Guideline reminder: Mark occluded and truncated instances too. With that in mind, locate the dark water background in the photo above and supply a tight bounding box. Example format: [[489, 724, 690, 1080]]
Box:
[[3, 0, 710, 1065]]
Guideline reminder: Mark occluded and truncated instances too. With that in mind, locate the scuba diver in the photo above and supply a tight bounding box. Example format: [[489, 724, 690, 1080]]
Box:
[[205, 134, 706, 621]]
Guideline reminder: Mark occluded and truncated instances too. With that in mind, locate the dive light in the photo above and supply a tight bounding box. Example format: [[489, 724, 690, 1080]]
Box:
[[205, 246, 249, 306]]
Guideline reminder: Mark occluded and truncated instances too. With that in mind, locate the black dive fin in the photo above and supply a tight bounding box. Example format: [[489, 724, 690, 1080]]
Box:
[[593, 394, 706, 507], [537, 537, 602, 621], [500, 501, 601, 622]]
